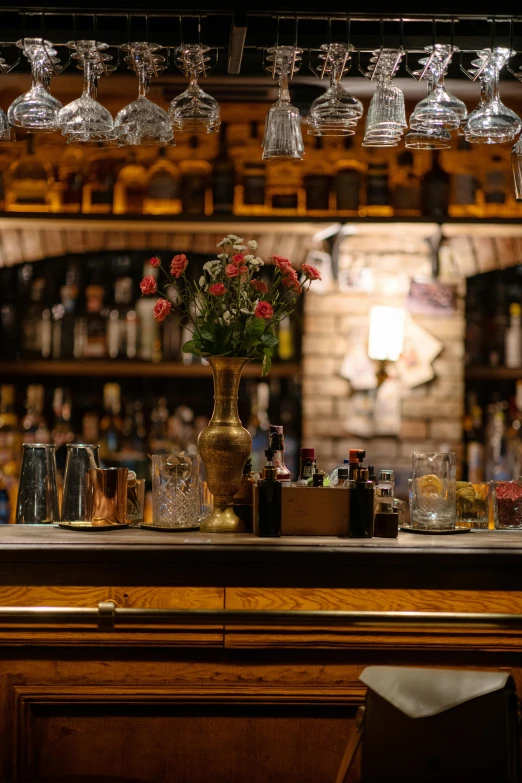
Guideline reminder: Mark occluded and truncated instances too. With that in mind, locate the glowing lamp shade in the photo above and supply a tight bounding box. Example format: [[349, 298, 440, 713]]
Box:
[[368, 306, 405, 362]]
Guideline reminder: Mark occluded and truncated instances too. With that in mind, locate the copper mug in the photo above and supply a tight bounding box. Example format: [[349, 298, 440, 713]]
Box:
[[86, 467, 128, 526]]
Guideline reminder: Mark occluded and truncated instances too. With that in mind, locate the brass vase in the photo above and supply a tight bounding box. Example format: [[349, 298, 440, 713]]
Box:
[[198, 357, 252, 533]]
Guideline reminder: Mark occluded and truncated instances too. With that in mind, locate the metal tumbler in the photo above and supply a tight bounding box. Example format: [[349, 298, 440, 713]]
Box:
[[86, 467, 128, 526], [62, 444, 100, 524], [16, 443, 59, 525]]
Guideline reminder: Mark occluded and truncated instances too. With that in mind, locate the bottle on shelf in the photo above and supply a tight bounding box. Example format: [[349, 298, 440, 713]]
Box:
[[333, 136, 365, 216], [0, 385, 22, 477], [107, 277, 138, 360], [505, 302, 522, 369], [5, 136, 54, 212], [144, 148, 181, 215], [51, 284, 81, 359], [234, 121, 267, 216], [256, 448, 282, 537], [486, 279, 507, 368], [391, 151, 421, 217], [179, 136, 213, 216], [464, 404, 485, 483], [277, 315, 295, 362], [82, 147, 117, 214], [483, 152, 509, 217], [268, 424, 292, 482], [296, 447, 316, 485], [421, 150, 450, 219], [335, 467, 349, 487], [485, 399, 510, 481], [212, 122, 236, 215], [21, 278, 52, 359], [364, 160, 392, 217], [22, 384, 50, 444], [349, 465, 374, 538], [447, 137, 480, 218], [99, 383, 123, 458], [78, 285, 108, 359], [507, 382, 522, 481], [0, 267, 18, 359], [303, 137, 332, 215], [113, 152, 147, 214], [50, 146, 84, 214], [148, 397, 170, 454], [266, 161, 305, 216]]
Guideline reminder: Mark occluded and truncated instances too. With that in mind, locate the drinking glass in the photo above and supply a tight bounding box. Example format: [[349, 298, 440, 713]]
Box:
[[57, 40, 119, 145], [362, 49, 406, 147], [8, 38, 62, 132], [127, 471, 145, 526], [409, 45, 466, 132], [16, 444, 59, 524], [492, 481, 522, 529], [512, 136, 522, 201], [115, 42, 173, 146], [465, 48, 521, 144], [410, 452, 456, 530], [62, 444, 100, 524], [404, 125, 452, 150], [152, 452, 200, 528], [262, 46, 304, 160], [307, 43, 363, 136], [456, 481, 490, 529], [169, 44, 220, 133]]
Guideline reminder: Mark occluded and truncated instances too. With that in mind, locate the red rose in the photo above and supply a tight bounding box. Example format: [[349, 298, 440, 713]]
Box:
[[153, 298, 172, 322], [302, 263, 321, 281], [225, 264, 239, 278], [170, 254, 188, 278], [283, 276, 302, 293], [140, 276, 157, 295], [272, 254, 293, 271], [232, 253, 245, 266], [149, 255, 161, 268], [254, 300, 274, 319], [251, 279, 269, 294], [238, 265, 249, 276], [209, 283, 227, 296]]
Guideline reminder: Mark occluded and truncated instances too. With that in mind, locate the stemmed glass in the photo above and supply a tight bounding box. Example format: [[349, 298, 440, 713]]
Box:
[[57, 40, 118, 145], [409, 45, 466, 132], [262, 45, 304, 160], [115, 42, 173, 146], [307, 43, 363, 136], [169, 44, 220, 133], [465, 48, 521, 144], [512, 137, 522, 201], [362, 48, 406, 147], [8, 38, 62, 132]]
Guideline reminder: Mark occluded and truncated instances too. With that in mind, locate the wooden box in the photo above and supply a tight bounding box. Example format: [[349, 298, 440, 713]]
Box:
[[253, 485, 350, 537]]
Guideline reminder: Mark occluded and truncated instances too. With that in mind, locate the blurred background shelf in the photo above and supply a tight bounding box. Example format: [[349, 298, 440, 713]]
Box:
[[465, 367, 522, 381]]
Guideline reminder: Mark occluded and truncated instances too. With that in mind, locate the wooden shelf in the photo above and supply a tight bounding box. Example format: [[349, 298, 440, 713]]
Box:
[[0, 360, 301, 380], [465, 366, 522, 381]]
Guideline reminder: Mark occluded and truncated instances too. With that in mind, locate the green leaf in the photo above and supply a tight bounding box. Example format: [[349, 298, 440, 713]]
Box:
[[182, 340, 201, 355], [260, 332, 279, 348], [246, 317, 266, 338], [199, 323, 218, 341], [261, 351, 272, 376]]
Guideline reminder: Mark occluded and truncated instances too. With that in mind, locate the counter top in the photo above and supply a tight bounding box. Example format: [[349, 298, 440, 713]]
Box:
[[2, 527, 522, 590]]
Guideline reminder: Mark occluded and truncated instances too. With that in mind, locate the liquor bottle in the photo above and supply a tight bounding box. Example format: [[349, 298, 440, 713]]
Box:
[[50, 146, 84, 213], [148, 397, 170, 453], [277, 315, 295, 362], [266, 161, 305, 215], [0, 267, 18, 359], [51, 387, 74, 474], [0, 385, 22, 479], [179, 137, 212, 216], [465, 276, 486, 365], [448, 138, 480, 218], [483, 152, 508, 217], [22, 385, 50, 444], [256, 449, 282, 537], [465, 404, 485, 483], [421, 150, 450, 219], [6, 136, 54, 212], [303, 137, 332, 214], [486, 279, 507, 368], [507, 383, 522, 480], [376, 470, 394, 513], [334, 136, 365, 215], [365, 160, 392, 217], [121, 400, 147, 456], [113, 152, 147, 214], [107, 277, 138, 360], [99, 383, 123, 458], [144, 148, 181, 215], [21, 278, 52, 359], [391, 151, 421, 216], [52, 284, 81, 359], [349, 466, 374, 538], [234, 121, 267, 216], [297, 447, 316, 485], [80, 285, 108, 359], [212, 122, 235, 214], [505, 303, 522, 368], [268, 424, 292, 482], [82, 147, 116, 214], [349, 449, 366, 479], [335, 468, 349, 487], [485, 399, 510, 481]]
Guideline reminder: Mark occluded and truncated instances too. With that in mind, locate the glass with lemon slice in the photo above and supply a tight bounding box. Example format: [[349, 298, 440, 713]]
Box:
[[411, 452, 456, 530]]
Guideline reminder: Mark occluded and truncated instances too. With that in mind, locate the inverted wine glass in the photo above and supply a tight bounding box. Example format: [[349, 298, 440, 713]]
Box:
[[169, 44, 220, 133], [8, 38, 62, 132], [307, 43, 363, 136], [465, 48, 521, 144], [362, 48, 406, 147], [409, 45, 466, 132], [404, 125, 452, 149], [262, 45, 304, 160], [512, 136, 522, 201]]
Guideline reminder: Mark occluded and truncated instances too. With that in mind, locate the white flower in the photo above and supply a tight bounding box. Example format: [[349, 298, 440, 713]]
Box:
[[217, 237, 230, 248], [233, 244, 247, 252], [247, 239, 258, 250], [227, 234, 243, 243], [203, 261, 221, 279], [223, 310, 233, 326], [245, 254, 254, 262], [199, 276, 206, 287], [217, 253, 228, 262], [240, 308, 253, 315]]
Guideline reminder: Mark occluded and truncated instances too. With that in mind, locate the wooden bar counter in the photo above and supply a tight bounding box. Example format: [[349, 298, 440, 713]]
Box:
[[2, 527, 522, 782]]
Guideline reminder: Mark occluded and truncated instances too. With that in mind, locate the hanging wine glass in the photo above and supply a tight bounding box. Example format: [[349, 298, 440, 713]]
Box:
[[57, 40, 118, 145], [409, 45, 466, 132], [115, 42, 173, 146], [307, 43, 363, 136], [465, 48, 521, 144], [362, 48, 406, 147], [169, 44, 220, 133], [8, 38, 62, 132], [262, 45, 304, 160]]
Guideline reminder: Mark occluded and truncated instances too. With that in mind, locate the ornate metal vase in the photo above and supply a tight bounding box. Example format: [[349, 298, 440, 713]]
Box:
[[198, 356, 252, 533]]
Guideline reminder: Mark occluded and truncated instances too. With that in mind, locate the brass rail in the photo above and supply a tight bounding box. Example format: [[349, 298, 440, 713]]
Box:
[[0, 603, 522, 632]]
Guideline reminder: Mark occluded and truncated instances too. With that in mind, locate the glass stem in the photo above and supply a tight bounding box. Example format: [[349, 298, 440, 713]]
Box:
[[278, 70, 291, 104], [83, 59, 98, 100], [482, 71, 499, 105], [137, 62, 147, 98]]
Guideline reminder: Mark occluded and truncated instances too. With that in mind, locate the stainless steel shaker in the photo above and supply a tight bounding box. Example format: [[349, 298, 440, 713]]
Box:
[[16, 443, 59, 524], [62, 444, 100, 524]]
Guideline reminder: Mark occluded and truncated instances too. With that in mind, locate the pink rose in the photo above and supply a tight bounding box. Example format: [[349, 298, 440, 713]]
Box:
[[149, 255, 161, 268], [140, 276, 157, 295], [272, 254, 293, 271], [170, 254, 188, 278], [251, 279, 268, 294], [225, 264, 239, 278], [153, 298, 172, 322], [254, 301, 274, 320], [283, 278, 302, 294], [238, 265, 249, 276], [232, 253, 245, 266], [302, 263, 321, 281], [209, 283, 227, 296]]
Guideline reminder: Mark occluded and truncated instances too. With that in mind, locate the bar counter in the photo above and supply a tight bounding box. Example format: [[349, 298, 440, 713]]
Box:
[[3, 528, 522, 782]]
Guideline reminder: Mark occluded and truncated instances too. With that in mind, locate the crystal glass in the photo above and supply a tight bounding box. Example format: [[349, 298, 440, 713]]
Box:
[[512, 136, 522, 201], [410, 452, 456, 530], [152, 452, 200, 528], [62, 443, 100, 524], [169, 44, 220, 133], [58, 40, 119, 145], [362, 49, 406, 147], [410, 45, 466, 132], [115, 42, 173, 146], [465, 48, 521, 144], [455, 481, 490, 529], [492, 481, 522, 529], [404, 125, 452, 149], [127, 472, 145, 526], [262, 45, 304, 160], [307, 43, 362, 136], [8, 38, 62, 132], [16, 443, 59, 524]]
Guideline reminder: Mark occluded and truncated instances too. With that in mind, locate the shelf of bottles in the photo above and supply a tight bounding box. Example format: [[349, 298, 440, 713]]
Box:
[[0, 116, 521, 222]]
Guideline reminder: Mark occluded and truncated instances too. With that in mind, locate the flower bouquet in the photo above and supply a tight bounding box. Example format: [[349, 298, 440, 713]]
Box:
[[140, 233, 320, 375]]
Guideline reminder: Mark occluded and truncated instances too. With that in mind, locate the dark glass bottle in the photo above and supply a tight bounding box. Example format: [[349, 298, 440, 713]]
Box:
[[268, 424, 292, 482], [366, 161, 391, 216], [180, 137, 211, 215], [349, 466, 374, 538], [212, 122, 235, 214], [312, 472, 324, 487], [335, 136, 363, 214], [0, 488, 10, 524], [297, 447, 316, 485], [304, 137, 331, 212], [257, 449, 282, 537], [421, 151, 450, 219], [0, 267, 18, 359], [242, 122, 266, 209]]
